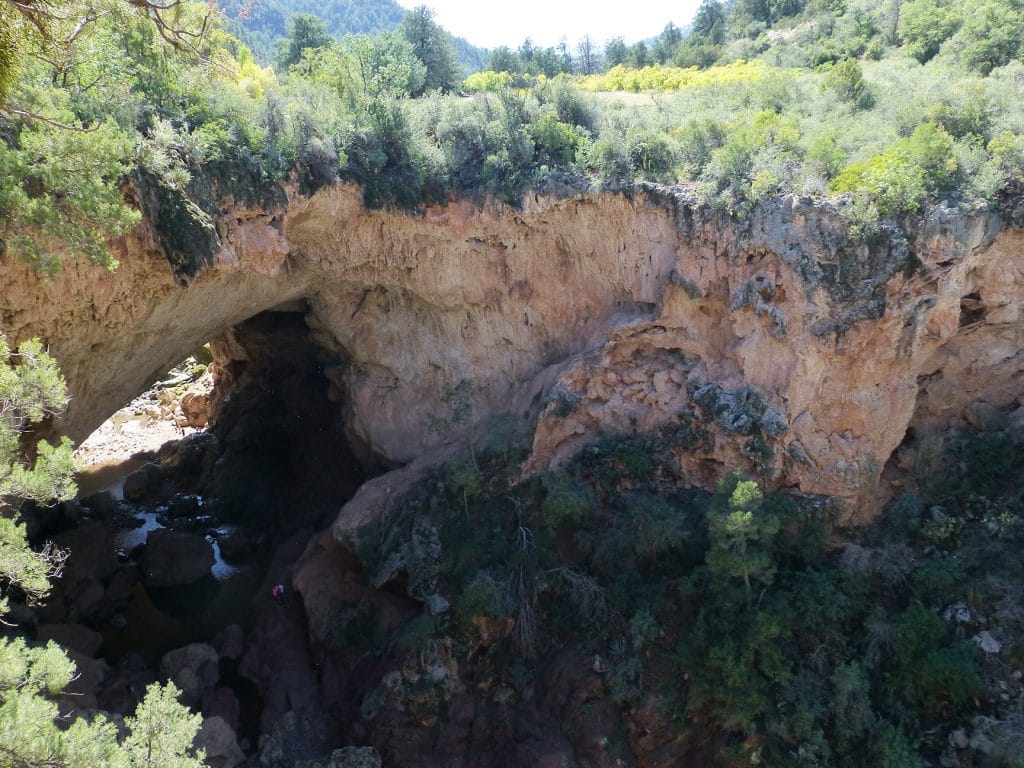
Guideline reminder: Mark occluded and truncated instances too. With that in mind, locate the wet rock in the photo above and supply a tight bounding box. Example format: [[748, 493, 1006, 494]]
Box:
[[196, 716, 245, 768], [60, 500, 86, 525], [140, 529, 214, 586], [37, 623, 104, 657], [167, 493, 205, 519], [123, 464, 162, 503], [82, 490, 119, 520], [98, 653, 157, 716], [105, 566, 139, 608], [215, 528, 259, 562], [160, 643, 220, 705], [20, 500, 64, 540], [4, 601, 37, 631], [67, 579, 107, 622]]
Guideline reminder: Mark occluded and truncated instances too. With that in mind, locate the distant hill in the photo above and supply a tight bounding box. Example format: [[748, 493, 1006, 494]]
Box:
[[220, 0, 488, 72]]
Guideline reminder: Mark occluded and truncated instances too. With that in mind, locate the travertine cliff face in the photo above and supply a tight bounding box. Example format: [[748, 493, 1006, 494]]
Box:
[[2, 182, 1022, 519]]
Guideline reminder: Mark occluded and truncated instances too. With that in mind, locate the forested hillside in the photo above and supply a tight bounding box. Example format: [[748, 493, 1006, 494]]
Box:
[[219, 0, 488, 72]]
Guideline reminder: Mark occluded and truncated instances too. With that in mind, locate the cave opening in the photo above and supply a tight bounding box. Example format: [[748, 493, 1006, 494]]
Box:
[[21, 303, 373, 759]]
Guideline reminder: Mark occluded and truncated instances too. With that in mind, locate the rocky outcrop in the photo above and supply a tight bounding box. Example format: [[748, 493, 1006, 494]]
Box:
[[2, 182, 1022, 519]]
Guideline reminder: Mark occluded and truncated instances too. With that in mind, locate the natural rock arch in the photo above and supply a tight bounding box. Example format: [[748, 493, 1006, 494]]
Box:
[[3, 183, 1023, 520]]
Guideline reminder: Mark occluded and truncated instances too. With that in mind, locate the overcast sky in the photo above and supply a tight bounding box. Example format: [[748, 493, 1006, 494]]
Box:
[[395, 1, 705, 49]]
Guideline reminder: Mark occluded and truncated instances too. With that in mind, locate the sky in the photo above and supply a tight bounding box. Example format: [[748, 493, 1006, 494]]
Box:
[[395, 1, 705, 49]]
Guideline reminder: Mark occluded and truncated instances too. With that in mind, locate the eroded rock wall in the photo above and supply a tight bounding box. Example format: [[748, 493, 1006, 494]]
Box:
[[2, 182, 1022, 519]]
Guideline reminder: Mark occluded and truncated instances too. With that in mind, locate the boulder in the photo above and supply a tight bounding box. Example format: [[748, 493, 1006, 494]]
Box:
[[195, 716, 245, 768], [81, 490, 119, 520], [216, 528, 259, 562], [37, 623, 104, 657], [214, 624, 246, 661], [201, 687, 241, 731], [140, 529, 214, 587], [295, 747, 383, 768], [258, 711, 334, 768], [122, 464, 162, 503], [160, 643, 220, 705]]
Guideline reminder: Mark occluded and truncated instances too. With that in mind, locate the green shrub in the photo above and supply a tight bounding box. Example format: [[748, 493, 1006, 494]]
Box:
[[889, 605, 981, 719], [832, 122, 957, 215], [822, 58, 874, 109], [539, 472, 594, 527]]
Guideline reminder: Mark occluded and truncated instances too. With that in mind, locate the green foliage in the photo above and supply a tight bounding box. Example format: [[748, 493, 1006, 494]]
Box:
[[832, 122, 957, 215], [346, 31, 427, 98], [526, 113, 584, 166], [706, 472, 780, 594], [952, 0, 1024, 75], [823, 58, 874, 109], [897, 0, 960, 63], [0, 338, 205, 767], [698, 109, 801, 213], [0, 112, 138, 274], [400, 6, 460, 95], [446, 458, 482, 500], [877, 726, 923, 768], [277, 13, 333, 70], [539, 472, 594, 527], [464, 70, 514, 93], [806, 129, 848, 178], [123, 683, 206, 768], [889, 605, 981, 719]]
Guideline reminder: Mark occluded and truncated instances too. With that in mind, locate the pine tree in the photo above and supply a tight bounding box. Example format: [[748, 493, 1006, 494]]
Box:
[[0, 334, 207, 768], [706, 471, 780, 597]]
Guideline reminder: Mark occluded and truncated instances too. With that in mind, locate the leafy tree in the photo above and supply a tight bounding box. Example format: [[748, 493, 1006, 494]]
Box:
[[823, 58, 874, 109], [0, 0, 219, 104], [692, 0, 727, 44], [400, 5, 460, 95], [897, 0, 959, 63], [489, 46, 520, 74], [628, 41, 649, 69], [277, 12, 333, 70], [347, 31, 427, 98], [653, 22, 683, 64], [954, 0, 1024, 75], [123, 682, 206, 768], [604, 37, 629, 68], [0, 336, 76, 613]]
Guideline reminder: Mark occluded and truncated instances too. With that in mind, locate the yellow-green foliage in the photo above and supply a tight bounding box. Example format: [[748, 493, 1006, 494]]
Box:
[[831, 122, 957, 215], [578, 60, 782, 92], [234, 45, 277, 98], [0, 7, 22, 104], [463, 70, 514, 92]]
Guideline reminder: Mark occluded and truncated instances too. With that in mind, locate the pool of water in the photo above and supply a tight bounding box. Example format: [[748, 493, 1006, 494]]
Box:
[[78, 458, 262, 664]]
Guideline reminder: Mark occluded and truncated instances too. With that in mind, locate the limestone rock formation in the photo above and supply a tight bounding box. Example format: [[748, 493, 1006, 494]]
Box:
[[2, 183, 1022, 522]]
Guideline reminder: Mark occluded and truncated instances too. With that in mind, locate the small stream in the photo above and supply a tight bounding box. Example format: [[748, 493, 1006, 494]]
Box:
[[76, 459, 265, 666]]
